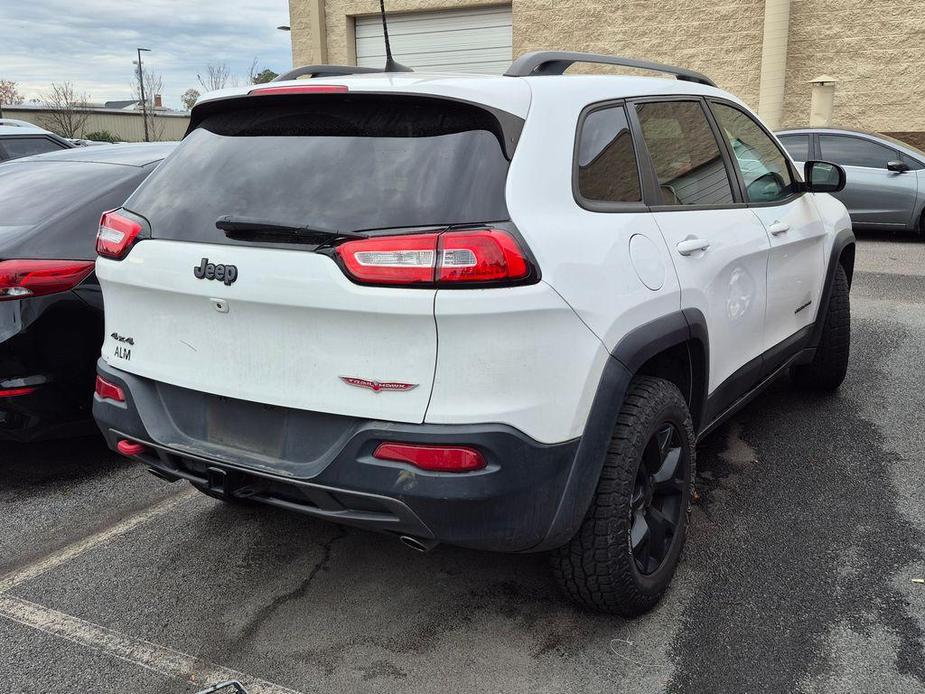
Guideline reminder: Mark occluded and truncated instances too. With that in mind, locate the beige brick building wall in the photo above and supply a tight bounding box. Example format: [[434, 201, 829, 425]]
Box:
[[290, 0, 925, 146]]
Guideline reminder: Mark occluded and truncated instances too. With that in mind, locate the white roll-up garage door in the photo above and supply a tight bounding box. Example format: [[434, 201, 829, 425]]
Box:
[[355, 6, 513, 74]]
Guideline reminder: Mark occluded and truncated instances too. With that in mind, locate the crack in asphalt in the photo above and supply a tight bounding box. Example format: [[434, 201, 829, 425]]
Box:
[[234, 526, 348, 646]]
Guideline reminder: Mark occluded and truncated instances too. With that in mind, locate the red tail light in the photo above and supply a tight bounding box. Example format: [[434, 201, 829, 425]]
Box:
[[248, 84, 349, 95], [0, 259, 94, 301], [335, 229, 531, 287], [0, 386, 36, 398], [95, 375, 125, 403], [373, 442, 486, 472], [97, 210, 143, 259]]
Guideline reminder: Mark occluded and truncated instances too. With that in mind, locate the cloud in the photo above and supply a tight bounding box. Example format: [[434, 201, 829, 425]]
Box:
[[0, 0, 292, 109]]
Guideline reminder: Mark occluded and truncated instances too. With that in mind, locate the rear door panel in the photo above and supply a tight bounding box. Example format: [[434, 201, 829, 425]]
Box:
[[97, 240, 437, 423]]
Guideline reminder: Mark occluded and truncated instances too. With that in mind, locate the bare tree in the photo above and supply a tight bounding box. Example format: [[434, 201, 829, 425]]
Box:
[[181, 88, 200, 110], [197, 63, 234, 92], [248, 57, 279, 85], [0, 79, 23, 105], [131, 67, 166, 141], [39, 82, 90, 138]]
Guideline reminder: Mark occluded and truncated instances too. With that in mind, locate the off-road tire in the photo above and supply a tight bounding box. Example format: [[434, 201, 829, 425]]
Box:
[[551, 376, 696, 616], [790, 263, 850, 390]]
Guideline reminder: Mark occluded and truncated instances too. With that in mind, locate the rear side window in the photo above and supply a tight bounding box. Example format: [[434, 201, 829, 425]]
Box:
[[635, 101, 734, 207], [818, 135, 896, 169], [575, 105, 641, 204], [127, 95, 517, 244], [0, 136, 67, 160], [777, 134, 810, 162]]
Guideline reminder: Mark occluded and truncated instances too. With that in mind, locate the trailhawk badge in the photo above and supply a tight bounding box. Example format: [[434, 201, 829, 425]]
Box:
[[340, 376, 418, 393]]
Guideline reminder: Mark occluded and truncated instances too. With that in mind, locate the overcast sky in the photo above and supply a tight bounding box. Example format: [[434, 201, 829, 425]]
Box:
[[0, 0, 293, 110]]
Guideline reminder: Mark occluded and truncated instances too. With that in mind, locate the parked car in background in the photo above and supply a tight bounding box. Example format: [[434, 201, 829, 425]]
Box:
[[92, 52, 854, 615], [777, 128, 925, 234], [0, 119, 74, 161], [0, 142, 175, 441]]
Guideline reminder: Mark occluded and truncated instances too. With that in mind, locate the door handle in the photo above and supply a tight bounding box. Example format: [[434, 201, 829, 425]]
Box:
[[676, 238, 710, 256], [768, 221, 790, 236]]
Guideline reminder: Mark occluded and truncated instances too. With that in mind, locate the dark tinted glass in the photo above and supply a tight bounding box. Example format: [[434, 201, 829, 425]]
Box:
[[128, 96, 516, 244], [777, 134, 810, 161], [819, 135, 896, 169], [900, 152, 924, 170], [636, 101, 734, 206], [0, 161, 147, 259], [1, 136, 67, 160], [711, 103, 795, 203], [576, 106, 641, 203]]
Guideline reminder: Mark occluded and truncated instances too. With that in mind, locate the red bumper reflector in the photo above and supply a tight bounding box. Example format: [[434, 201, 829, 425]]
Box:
[[116, 439, 147, 456], [0, 386, 36, 398], [95, 375, 125, 403], [373, 442, 486, 472]]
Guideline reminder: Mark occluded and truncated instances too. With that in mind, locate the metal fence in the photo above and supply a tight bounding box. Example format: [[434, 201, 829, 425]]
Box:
[[2, 105, 190, 142]]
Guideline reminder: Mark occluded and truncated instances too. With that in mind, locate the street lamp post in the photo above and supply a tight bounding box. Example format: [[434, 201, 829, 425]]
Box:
[[135, 48, 152, 142]]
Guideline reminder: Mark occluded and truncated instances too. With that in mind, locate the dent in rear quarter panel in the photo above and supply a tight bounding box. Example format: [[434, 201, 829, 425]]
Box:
[[501, 80, 683, 351], [426, 283, 609, 444]]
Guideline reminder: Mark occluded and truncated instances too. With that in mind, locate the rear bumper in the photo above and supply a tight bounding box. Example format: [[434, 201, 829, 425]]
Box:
[[93, 359, 589, 552]]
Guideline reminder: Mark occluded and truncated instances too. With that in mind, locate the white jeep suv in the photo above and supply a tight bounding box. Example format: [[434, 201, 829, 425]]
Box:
[[92, 52, 854, 615]]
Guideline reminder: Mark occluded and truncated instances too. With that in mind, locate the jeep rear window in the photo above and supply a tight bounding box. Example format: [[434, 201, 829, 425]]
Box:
[[125, 95, 517, 243]]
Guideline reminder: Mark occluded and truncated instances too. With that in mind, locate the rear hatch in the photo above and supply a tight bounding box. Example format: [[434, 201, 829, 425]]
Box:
[[96, 92, 516, 423]]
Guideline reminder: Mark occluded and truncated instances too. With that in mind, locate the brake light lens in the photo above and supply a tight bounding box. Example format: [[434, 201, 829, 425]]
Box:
[[0, 386, 36, 398], [373, 442, 486, 472], [0, 259, 95, 301], [95, 375, 125, 403], [335, 229, 531, 287], [248, 85, 349, 95], [97, 210, 143, 259]]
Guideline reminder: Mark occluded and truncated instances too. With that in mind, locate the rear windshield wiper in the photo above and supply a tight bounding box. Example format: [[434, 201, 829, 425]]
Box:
[[216, 216, 367, 245]]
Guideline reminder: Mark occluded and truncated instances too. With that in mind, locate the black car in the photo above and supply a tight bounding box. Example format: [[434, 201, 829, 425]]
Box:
[[0, 142, 175, 441]]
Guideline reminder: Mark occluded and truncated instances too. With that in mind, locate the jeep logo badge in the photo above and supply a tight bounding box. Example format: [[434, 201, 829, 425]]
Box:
[[194, 258, 238, 286]]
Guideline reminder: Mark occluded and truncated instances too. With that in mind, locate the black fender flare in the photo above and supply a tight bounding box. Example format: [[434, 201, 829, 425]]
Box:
[[809, 228, 855, 350], [534, 308, 708, 551]]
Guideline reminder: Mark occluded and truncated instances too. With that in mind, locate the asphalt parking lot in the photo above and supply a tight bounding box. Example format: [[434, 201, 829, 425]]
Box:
[[2, 233, 924, 694]]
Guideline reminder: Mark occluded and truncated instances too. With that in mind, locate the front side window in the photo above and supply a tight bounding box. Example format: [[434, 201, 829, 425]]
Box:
[[711, 102, 796, 203], [576, 105, 641, 204], [818, 135, 897, 169], [635, 100, 734, 207]]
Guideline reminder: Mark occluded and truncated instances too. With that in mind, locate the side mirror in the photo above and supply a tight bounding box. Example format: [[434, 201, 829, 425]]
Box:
[[887, 160, 910, 173], [803, 160, 846, 193]]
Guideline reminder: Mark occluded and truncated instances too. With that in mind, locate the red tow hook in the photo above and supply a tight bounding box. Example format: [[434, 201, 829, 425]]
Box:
[[116, 439, 148, 457]]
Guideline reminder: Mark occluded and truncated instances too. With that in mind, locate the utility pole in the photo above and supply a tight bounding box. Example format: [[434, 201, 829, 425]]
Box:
[[135, 47, 151, 142]]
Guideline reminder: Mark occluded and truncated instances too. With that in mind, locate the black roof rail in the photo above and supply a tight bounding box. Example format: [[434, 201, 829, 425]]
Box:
[[504, 51, 717, 87], [273, 65, 384, 81]]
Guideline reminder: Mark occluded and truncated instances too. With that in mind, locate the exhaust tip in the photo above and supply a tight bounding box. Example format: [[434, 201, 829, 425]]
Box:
[[116, 439, 148, 457], [399, 535, 438, 553]]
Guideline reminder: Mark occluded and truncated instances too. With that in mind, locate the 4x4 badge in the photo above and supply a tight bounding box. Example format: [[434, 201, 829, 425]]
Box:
[[340, 376, 418, 393]]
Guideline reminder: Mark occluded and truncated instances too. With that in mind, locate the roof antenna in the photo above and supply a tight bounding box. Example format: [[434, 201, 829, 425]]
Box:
[[379, 0, 412, 72]]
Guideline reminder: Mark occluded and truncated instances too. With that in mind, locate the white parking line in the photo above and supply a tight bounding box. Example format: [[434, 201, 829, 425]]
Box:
[[1, 486, 308, 693], [0, 595, 306, 694], [0, 488, 197, 594]]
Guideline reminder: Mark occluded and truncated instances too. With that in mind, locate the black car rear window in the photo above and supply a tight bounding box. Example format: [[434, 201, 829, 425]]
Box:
[[126, 95, 517, 243]]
